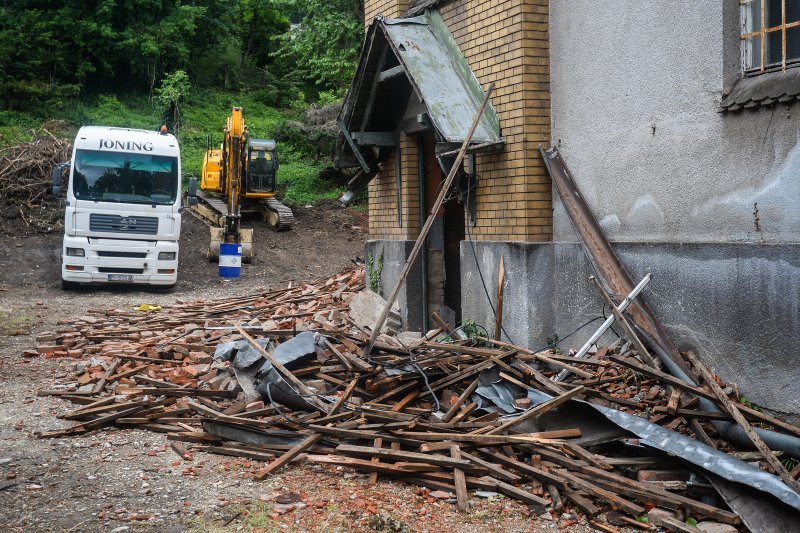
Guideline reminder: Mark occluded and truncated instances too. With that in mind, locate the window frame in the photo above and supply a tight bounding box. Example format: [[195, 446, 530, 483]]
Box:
[[740, 0, 800, 74]]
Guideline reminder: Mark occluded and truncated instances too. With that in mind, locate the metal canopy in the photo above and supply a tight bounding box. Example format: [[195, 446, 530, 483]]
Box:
[[335, 10, 502, 169], [383, 13, 500, 144]]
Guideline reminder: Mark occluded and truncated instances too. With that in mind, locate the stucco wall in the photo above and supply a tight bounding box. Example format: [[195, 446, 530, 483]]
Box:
[[461, 240, 800, 417], [550, 0, 800, 243]]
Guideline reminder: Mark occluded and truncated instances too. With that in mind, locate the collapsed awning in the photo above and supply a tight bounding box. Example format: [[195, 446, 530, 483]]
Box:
[[335, 10, 502, 173]]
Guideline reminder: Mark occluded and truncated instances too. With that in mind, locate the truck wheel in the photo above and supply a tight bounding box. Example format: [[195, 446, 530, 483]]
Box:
[[61, 279, 80, 290]]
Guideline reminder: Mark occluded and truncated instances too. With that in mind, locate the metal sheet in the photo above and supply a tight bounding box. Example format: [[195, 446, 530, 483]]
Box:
[[523, 388, 800, 513], [382, 11, 500, 144]]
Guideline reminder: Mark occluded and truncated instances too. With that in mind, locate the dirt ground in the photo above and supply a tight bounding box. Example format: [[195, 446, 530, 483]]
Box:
[[0, 203, 605, 532]]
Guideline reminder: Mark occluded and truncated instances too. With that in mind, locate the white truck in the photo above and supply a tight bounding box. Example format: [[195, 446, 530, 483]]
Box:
[[52, 126, 197, 290]]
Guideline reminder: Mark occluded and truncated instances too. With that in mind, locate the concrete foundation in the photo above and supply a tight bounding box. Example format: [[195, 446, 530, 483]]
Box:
[[461, 240, 800, 417], [365, 240, 425, 332]]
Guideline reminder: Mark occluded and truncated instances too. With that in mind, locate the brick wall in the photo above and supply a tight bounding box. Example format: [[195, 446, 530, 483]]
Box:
[[367, 134, 421, 240], [365, 0, 409, 20], [363, 0, 551, 242]]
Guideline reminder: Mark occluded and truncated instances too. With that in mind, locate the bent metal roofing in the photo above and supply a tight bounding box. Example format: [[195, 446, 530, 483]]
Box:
[[335, 10, 501, 168]]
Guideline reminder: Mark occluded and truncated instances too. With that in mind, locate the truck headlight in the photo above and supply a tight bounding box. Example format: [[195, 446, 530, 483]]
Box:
[[158, 252, 176, 261], [66, 247, 85, 257]]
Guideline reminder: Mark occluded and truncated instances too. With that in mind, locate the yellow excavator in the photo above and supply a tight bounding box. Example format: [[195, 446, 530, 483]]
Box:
[[195, 107, 293, 262]]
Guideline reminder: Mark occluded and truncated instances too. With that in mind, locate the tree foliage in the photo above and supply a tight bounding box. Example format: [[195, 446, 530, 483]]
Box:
[[274, 0, 365, 90], [0, 0, 364, 111]]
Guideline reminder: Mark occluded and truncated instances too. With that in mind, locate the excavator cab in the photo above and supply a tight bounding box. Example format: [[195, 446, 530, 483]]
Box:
[[247, 139, 278, 193]]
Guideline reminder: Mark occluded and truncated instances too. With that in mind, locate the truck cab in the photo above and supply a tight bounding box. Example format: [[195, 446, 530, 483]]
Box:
[[55, 126, 185, 289]]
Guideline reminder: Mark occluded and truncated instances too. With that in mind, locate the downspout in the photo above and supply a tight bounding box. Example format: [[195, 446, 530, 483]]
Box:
[[418, 136, 429, 332]]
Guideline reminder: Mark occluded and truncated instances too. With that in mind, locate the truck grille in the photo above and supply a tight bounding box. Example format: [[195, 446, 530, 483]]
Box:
[[90, 214, 158, 235], [97, 251, 147, 258], [98, 267, 144, 274]]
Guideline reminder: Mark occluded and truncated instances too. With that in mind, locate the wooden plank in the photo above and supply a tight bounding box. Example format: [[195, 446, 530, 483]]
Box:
[[92, 358, 121, 394], [491, 478, 550, 512], [494, 255, 505, 341], [563, 487, 600, 516], [485, 386, 585, 435], [458, 450, 521, 483], [450, 445, 469, 511], [197, 445, 276, 462], [569, 466, 740, 525], [59, 397, 118, 420], [555, 469, 645, 516], [368, 437, 383, 485], [684, 350, 800, 492], [254, 433, 323, 480], [329, 378, 358, 415], [441, 378, 480, 423], [396, 430, 577, 445], [336, 444, 472, 469], [37, 402, 153, 438], [236, 325, 329, 413]]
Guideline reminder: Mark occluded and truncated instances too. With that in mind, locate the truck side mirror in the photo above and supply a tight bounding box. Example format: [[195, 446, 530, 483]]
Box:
[[187, 176, 198, 206], [51, 165, 64, 196]]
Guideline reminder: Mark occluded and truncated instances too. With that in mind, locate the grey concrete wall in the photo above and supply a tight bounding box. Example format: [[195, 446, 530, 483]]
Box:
[[461, 240, 800, 417], [550, 0, 800, 243], [365, 240, 425, 331]]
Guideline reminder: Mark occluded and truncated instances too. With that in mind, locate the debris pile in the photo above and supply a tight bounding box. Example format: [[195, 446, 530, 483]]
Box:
[[32, 267, 800, 530], [0, 129, 70, 233]]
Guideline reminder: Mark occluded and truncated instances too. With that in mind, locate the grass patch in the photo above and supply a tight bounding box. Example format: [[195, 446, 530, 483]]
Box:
[[0, 309, 34, 335], [187, 502, 278, 533]]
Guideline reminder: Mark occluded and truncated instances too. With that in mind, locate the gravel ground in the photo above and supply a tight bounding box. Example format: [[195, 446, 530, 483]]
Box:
[[0, 204, 615, 532]]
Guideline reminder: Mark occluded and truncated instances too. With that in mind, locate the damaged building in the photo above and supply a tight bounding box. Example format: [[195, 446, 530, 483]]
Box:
[[335, 0, 800, 419]]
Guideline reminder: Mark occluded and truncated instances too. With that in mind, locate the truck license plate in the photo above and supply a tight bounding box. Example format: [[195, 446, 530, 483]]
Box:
[[108, 274, 133, 282]]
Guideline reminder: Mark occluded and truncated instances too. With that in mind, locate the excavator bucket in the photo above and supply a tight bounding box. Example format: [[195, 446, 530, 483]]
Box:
[[207, 227, 253, 264]]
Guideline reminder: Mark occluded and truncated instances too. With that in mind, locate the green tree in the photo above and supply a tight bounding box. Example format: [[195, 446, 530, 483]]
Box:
[[155, 70, 191, 133], [274, 0, 364, 91]]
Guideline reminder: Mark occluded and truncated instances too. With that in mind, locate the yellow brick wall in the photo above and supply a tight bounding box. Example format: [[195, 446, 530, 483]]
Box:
[[367, 134, 421, 240], [364, 0, 551, 242], [365, 0, 409, 21]]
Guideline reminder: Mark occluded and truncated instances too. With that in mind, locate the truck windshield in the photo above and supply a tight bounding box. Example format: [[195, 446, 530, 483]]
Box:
[[73, 149, 179, 205]]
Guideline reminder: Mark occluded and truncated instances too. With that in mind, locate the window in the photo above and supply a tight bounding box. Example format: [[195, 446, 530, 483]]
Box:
[[741, 0, 800, 73], [73, 149, 179, 205]]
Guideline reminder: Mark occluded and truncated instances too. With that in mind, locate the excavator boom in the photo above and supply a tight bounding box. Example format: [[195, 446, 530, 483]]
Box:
[[195, 107, 294, 263]]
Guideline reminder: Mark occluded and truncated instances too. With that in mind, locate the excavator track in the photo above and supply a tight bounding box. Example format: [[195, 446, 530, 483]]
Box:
[[263, 197, 294, 231]]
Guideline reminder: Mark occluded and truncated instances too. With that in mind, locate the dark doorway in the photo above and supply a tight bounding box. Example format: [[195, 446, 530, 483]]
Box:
[[421, 133, 465, 325]]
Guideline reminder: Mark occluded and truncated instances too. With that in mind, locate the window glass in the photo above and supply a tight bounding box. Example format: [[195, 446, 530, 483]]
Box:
[[766, 30, 783, 65], [787, 25, 800, 62], [745, 34, 763, 69], [73, 149, 179, 204], [766, 0, 783, 28], [743, 0, 762, 33], [788, 0, 800, 24]]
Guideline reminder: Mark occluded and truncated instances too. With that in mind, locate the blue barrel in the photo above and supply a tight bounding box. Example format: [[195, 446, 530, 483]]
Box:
[[219, 243, 242, 278]]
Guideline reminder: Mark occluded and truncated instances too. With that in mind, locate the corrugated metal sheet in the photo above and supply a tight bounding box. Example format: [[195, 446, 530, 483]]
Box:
[[721, 68, 800, 111], [382, 12, 500, 143]]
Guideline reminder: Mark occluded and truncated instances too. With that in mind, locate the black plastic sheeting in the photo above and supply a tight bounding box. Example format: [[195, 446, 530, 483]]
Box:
[[213, 332, 319, 412]]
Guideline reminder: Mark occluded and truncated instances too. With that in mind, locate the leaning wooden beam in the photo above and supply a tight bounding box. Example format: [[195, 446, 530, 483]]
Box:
[[363, 83, 496, 357], [684, 351, 800, 493], [254, 433, 323, 480]]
